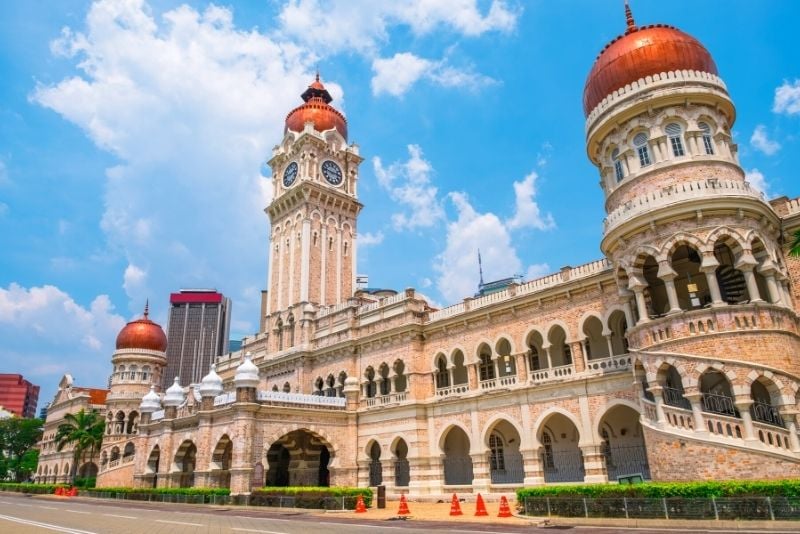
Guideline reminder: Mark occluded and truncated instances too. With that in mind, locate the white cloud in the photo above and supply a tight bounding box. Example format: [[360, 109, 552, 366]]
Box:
[[525, 263, 551, 280], [750, 125, 781, 155], [373, 145, 445, 231], [773, 80, 800, 115], [123, 263, 147, 296], [745, 168, 771, 197], [31, 0, 320, 321], [278, 0, 518, 55], [371, 52, 494, 97], [434, 192, 522, 303], [358, 231, 384, 247], [0, 283, 126, 399], [506, 171, 555, 230]]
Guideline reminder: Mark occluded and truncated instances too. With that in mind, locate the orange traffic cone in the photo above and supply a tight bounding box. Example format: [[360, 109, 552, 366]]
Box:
[[55, 487, 62, 496], [397, 494, 410, 516], [474, 493, 488, 516], [497, 495, 512, 518], [355, 494, 367, 513], [449, 493, 463, 516]]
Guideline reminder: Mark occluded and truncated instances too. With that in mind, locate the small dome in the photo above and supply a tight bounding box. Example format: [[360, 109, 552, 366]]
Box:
[[162, 377, 185, 407], [234, 354, 259, 389], [285, 73, 348, 140], [115, 302, 168, 352], [198, 364, 224, 398], [583, 4, 718, 116], [139, 385, 162, 413]]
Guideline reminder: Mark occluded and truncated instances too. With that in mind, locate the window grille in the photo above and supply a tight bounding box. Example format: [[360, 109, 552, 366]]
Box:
[[489, 433, 505, 470], [633, 133, 651, 167], [665, 123, 684, 156], [699, 122, 715, 154], [479, 353, 495, 381], [612, 148, 624, 182]]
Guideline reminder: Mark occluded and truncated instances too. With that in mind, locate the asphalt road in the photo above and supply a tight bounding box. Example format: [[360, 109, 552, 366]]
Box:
[[1, 492, 798, 534]]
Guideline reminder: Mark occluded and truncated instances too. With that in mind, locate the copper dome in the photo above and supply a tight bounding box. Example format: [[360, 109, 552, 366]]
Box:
[[583, 4, 718, 116], [115, 302, 167, 352], [285, 74, 348, 140]]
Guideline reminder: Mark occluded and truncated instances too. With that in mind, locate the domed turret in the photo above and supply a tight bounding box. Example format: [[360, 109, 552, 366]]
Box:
[[285, 73, 348, 140], [234, 354, 259, 389], [115, 302, 168, 352], [162, 377, 185, 407], [198, 364, 224, 398], [583, 3, 718, 116], [139, 385, 162, 413]]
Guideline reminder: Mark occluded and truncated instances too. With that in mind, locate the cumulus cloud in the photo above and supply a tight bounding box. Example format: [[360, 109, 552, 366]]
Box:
[[0, 283, 126, 401], [123, 263, 147, 296], [371, 52, 494, 97], [773, 80, 800, 115], [525, 263, 551, 280], [745, 168, 771, 197], [358, 231, 384, 247], [506, 171, 555, 230], [373, 145, 445, 231], [278, 0, 518, 55], [750, 125, 781, 155], [31, 0, 325, 327]]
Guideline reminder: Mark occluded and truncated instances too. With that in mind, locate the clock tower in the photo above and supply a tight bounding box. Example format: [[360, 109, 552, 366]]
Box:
[[263, 74, 363, 338]]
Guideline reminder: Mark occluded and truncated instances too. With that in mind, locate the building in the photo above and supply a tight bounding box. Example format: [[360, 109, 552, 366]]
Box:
[[163, 289, 231, 387], [35, 375, 107, 484], [47, 6, 800, 495], [0, 374, 40, 418]]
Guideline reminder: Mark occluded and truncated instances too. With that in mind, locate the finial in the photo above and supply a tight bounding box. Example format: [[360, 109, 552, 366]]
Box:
[[624, 0, 637, 34], [144, 299, 149, 318], [315, 69, 320, 83]]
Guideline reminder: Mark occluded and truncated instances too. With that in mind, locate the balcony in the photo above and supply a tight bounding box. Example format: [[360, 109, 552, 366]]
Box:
[[530, 364, 575, 384], [362, 391, 408, 408], [435, 384, 469, 398], [584, 355, 632, 375], [479, 375, 517, 391]]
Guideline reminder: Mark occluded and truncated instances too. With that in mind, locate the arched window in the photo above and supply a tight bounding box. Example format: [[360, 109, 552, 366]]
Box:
[[282, 382, 291, 393], [699, 122, 714, 155], [271, 384, 279, 392], [542, 432, 554, 468], [325, 375, 336, 397], [435, 356, 450, 389], [478, 351, 495, 381], [633, 132, 651, 167], [142, 366, 150, 382], [337, 371, 347, 398], [665, 123, 684, 157], [129, 365, 138, 381], [612, 148, 624, 182], [314, 377, 324, 396]]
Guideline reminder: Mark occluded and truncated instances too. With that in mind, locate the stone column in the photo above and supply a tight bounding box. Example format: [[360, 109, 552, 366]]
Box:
[[604, 334, 614, 358], [515, 352, 528, 383], [648, 385, 667, 424], [779, 409, 800, 452], [735, 254, 762, 302], [758, 267, 781, 304], [470, 451, 491, 493], [684, 390, 706, 433], [658, 262, 682, 314], [467, 364, 478, 390], [700, 253, 724, 306], [520, 447, 544, 486], [571, 342, 585, 373], [629, 278, 650, 324], [580, 444, 608, 483], [542, 345, 553, 369], [734, 399, 756, 441]]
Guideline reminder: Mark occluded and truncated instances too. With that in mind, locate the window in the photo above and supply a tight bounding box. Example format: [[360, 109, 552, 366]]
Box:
[[528, 346, 540, 371], [479, 352, 495, 381], [699, 122, 714, 155], [665, 123, 684, 157], [435, 357, 450, 389], [489, 433, 505, 471], [633, 133, 651, 167], [612, 148, 624, 182], [542, 432, 554, 468]]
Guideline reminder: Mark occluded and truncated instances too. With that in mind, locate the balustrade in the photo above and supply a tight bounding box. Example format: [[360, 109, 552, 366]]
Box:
[[435, 383, 469, 397], [701, 392, 738, 417], [663, 387, 691, 410], [750, 401, 784, 428], [530, 364, 574, 384], [585, 355, 632, 374]]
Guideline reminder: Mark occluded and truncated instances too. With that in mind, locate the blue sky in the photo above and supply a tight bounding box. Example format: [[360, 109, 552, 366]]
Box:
[[1, 0, 799, 407]]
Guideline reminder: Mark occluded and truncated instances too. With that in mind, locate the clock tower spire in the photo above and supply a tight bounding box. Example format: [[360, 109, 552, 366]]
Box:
[[263, 74, 363, 340]]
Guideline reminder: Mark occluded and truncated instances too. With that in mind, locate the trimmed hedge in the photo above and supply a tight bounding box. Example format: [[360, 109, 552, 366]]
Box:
[[93, 486, 230, 496], [517, 480, 800, 500], [0, 483, 68, 494], [74, 477, 96, 489], [251, 486, 373, 509]]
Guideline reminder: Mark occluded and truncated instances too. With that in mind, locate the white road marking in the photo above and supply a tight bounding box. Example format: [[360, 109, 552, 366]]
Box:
[[0, 512, 98, 534], [39, 505, 60, 510], [232, 528, 289, 534], [65, 509, 91, 514], [103, 513, 138, 519], [155, 519, 204, 526]]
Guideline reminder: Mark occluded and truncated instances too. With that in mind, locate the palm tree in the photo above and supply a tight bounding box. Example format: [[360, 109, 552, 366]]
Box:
[[790, 229, 800, 258], [55, 409, 105, 484]]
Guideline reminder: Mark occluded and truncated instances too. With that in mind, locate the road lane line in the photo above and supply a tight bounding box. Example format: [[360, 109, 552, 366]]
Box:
[[232, 528, 289, 534], [155, 519, 204, 526], [0, 513, 98, 534], [103, 513, 138, 519], [65, 509, 91, 514], [39, 505, 60, 510]]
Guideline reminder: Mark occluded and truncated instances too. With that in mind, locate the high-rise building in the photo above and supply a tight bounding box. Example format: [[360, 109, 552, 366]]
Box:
[[0, 374, 40, 418], [163, 289, 231, 387]]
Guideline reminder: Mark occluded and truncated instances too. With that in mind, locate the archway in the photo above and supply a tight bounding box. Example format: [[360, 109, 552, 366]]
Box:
[[211, 435, 233, 488], [451, 350, 468, 385], [699, 370, 737, 417], [368, 441, 382, 486], [126, 411, 139, 435], [123, 441, 135, 461], [538, 413, 584, 483], [173, 440, 197, 488], [547, 326, 572, 367], [582, 316, 608, 360], [265, 429, 332, 487], [496, 338, 516, 378], [486, 419, 524, 484], [598, 405, 651, 481], [750, 377, 784, 427], [526, 331, 546, 370], [146, 446, 160, 488], [607, 310, 629, 355], [77, 462, 98, 479], [659, 364, 690, 409], [441, 426, 473, 485], [393, 439, 410, 487], [714, 241, 747, 304], [671, 245, 709, 309]]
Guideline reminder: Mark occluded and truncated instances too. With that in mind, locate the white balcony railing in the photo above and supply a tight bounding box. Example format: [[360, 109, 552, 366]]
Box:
[[529, 364, 575, 384], [435, 384, 469, 397]]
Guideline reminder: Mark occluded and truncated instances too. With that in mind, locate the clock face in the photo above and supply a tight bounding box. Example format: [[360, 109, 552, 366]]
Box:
[[321, 160, 343, 186], [282, 161, 298, 187]]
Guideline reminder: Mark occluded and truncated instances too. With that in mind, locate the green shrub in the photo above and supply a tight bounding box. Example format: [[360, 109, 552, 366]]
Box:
[[251, 486, 373, 509], [73, 477, 96, 489], [517, 480, 800, 501], [92, 486, 230, 496], [0, 482, 68, 494]]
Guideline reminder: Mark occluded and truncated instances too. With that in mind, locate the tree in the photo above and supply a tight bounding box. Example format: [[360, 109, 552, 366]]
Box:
[[54, 409, 105, 483], [790, 229, 800, 258], [0, 417, 43, 482]]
